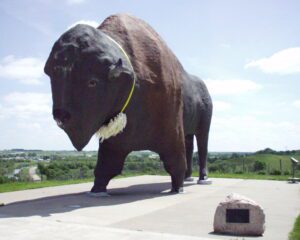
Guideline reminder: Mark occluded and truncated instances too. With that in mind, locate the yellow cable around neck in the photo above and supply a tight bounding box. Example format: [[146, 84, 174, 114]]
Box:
[[105, 34, 136, 113]]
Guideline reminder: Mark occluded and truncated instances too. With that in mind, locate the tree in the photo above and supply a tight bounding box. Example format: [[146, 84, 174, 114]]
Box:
[[231, 153, 239, 159], [28, 152, 37, 157], [253, 160, 266, 171]]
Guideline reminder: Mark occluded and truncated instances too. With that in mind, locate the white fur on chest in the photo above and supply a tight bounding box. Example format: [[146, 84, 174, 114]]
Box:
[[95, 113, 127, 142]]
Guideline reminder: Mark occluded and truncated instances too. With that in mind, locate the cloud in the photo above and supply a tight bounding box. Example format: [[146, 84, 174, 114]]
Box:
[[2, 92, 51, 119], [0, 91, 99, 150], [205, 79, 262, 96], [67, 20, 99, 30], [210, 115, 300, 151], [293, 100, 300, 108], [0, 55, 45, 85], [214, 101, 232, 112], [245, 47, 300, 74], [220, 43, 231, 49]]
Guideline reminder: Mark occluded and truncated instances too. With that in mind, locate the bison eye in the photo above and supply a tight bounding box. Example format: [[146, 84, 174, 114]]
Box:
[[88, 79, 98, 88]]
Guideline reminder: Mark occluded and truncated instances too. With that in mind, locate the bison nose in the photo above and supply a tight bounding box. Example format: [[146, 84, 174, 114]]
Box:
[[53, 108, 71, 128]]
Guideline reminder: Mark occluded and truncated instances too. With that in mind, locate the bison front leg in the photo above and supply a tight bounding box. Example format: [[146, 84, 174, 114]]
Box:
[[91, 143, 128, 195], [160, 142, 187, 193]]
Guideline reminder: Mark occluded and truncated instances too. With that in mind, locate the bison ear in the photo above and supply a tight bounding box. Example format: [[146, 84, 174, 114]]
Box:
[[108, 58, 132, 81]]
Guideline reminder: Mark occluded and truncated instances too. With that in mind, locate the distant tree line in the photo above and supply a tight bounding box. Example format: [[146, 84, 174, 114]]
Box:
[[37, 154, 165, 181], [1, 148, 299, 183], [256, 148, 300, 155]]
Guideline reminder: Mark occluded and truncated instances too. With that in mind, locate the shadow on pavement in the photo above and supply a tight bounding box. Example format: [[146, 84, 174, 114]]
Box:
[[0, 181, 195, 218], [209, 231, 262, 239]]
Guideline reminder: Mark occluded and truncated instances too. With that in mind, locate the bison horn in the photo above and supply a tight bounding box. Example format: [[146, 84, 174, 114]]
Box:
[[108, 58, 132, 81]]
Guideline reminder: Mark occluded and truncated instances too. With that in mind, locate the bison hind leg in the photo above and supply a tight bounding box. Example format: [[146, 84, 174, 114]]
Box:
[[184, 134, 194, 181], [196, 129, 212, 184]]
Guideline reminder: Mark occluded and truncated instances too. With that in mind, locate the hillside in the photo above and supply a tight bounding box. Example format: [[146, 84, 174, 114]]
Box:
[[1, 149, 299, 192], [206, 151, 300, 176]]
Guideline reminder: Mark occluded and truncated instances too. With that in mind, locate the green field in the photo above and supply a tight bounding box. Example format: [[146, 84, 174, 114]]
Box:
[[238, 153, 299, 172], [207, 152, 300, 176], [0, 172, 294, 193], [0, 149, 299, 193], [207, 173, 291, 181], [0, 178, 93, 193], [0, 172, 143, 193], [289, 215, 300, 240]]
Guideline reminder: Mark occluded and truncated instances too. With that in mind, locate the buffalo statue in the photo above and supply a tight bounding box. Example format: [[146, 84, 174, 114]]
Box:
[[44, 14, 213, 195]]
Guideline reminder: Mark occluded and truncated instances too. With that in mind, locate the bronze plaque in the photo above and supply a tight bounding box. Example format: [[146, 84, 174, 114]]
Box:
[[226, 209, 249, 223]]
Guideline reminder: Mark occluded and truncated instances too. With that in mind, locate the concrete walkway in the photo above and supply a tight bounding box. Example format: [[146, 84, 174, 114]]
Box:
[[0, 176, 299, 240]]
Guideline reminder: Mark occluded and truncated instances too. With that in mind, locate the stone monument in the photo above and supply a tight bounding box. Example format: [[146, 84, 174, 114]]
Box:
[[213, 193, 265, 236]]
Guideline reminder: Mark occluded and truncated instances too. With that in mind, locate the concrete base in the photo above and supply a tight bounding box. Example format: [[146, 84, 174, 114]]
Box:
[[87, 191, 111, 197], [0, 175, 299, 240], [288, 177, 300, 183], [197, 178, 213, 185], [184, 177, 194, 182]]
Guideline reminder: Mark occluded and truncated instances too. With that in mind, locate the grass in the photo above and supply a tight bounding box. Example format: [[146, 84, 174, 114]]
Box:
[[217, 153, 300, 174], [245, 154, 299, 171], [0, 171, 292, 193], [207, 172, 290, 181], [0, 172, 142, 193], [0, 178, 94, 193], [289, 215, 300, 240], [207, 153, 300, 179]]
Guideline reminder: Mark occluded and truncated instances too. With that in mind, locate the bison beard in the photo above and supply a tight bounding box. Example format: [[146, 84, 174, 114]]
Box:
[[95, 112, 127, 142], [44, 13, 213, 195]]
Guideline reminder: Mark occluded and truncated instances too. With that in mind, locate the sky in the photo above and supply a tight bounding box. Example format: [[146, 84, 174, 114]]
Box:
[[0, 0, 299, 152]]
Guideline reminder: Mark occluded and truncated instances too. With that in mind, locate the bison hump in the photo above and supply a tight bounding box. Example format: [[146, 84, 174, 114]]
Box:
[[99, 13, 183, 87]]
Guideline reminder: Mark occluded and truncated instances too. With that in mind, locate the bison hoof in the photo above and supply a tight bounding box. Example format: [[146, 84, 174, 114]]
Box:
[[184, 177, 194, 182], [197, 178, 212, 185], [87, 191, 111, 197], [170, 187, 185, 194]]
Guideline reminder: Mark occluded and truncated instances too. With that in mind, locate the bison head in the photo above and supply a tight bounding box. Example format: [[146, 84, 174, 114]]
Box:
[[44, 24, 134, 151]]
